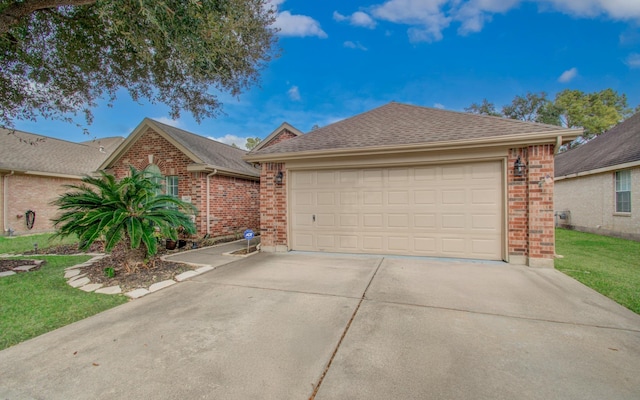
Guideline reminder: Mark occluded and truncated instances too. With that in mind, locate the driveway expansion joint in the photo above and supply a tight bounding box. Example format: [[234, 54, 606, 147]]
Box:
[[309, 257, 385, 400]]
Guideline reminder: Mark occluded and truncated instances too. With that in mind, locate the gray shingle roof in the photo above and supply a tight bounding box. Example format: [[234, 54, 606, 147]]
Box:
[[555, 112, 640, 177], [0, 129, 123, 176], [252, 102, 574, 156], [149, 120, 260, 178]]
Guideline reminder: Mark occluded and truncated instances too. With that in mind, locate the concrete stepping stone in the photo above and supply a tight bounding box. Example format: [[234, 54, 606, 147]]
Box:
[[12, 265, 37, 272], [95, 286, 122, 295], [64, 269, 81, 278], [149, 280, 176, 292], [126, 288, 149, 299], [0, 271, 17, 277], [80, 283, 103, 292], [69, 277, 90, 288]]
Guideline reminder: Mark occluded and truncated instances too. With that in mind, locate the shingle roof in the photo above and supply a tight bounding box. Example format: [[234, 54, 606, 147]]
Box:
[[251, 102, 574, 156], [149, 119, 260, 178], [0, 129, 124, 176], [555, 112, 640, 177]]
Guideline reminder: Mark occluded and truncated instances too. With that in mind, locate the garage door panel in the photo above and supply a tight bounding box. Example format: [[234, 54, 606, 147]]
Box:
[[290, 161, 503, 260]]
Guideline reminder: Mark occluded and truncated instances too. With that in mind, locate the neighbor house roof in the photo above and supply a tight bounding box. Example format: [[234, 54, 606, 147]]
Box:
[[555, 112, 640, 178], [246, 102, 580, 161], [0, 129, 124, 177], [250, 122, 304, 152], [100, 118, 260, 179]]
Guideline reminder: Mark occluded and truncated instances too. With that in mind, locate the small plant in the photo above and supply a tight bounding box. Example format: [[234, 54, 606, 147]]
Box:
[[103, 267, 115, 278]]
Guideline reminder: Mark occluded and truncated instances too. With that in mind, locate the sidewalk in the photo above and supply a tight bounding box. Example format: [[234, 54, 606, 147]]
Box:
[[163, 238, 259, 268]]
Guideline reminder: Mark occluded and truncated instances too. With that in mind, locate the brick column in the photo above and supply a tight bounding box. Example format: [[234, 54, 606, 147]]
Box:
[[508, 148, 529, 265], [260, 162, 288, 252], [527, 144, 556, 267]]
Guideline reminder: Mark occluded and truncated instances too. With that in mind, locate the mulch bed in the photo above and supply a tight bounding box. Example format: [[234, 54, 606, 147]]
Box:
[[0, 259, 44, 273]]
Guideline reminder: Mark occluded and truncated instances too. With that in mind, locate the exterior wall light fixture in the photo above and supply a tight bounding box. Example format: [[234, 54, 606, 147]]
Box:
[[275, 171, 283, 185], [514, 156, 525, 177]]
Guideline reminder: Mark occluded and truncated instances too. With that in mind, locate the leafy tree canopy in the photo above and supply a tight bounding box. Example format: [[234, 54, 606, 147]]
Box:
[[0, 0, 278, 130], [466, 89, 634, 141], [245, 136, 261, 150]]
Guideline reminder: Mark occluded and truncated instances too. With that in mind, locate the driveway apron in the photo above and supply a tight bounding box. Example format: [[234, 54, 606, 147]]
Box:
[[1, 252, 639, 400]]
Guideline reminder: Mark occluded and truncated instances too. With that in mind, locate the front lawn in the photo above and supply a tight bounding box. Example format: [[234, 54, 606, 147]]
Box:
[[0, 255, 128, 350], [0, 233, 78, 254], [555, 228, 640, 314]]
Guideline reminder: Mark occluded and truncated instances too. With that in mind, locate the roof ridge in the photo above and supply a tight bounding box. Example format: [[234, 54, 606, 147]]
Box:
[[149, 118, 249, 154]]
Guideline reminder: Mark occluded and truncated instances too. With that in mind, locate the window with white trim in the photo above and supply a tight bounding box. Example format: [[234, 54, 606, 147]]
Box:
[[615, 170, 631, 213], [166, 176, 179, 198]]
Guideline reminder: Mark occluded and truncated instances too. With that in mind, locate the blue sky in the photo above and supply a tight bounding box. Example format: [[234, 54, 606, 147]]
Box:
[[13, 0, 640, 147]]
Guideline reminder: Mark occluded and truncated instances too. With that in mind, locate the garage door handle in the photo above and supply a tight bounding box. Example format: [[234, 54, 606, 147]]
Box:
[[312, 215, 316, 222]]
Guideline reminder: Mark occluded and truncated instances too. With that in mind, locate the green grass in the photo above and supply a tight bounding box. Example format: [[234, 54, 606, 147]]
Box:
[[0, 255, 127, 350], [0, 233, 78, 254], [555, 228, 640, 314]]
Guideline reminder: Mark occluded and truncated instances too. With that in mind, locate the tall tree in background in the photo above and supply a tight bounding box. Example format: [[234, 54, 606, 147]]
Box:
[[464, 99, 501, 117], [0, 0, 278, 130], [465, 89, 634, 145], [554, 89, 632, 138], [245, 136, 261, 150]]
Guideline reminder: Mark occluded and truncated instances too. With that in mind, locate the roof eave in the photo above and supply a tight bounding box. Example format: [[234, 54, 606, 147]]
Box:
[[555, 159, 640, 181], [245, 129, 581, 162], [186, 163, 260, 180]]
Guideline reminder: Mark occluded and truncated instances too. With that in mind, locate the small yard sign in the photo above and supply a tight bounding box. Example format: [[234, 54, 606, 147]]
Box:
[[243, 229, 255, 253]]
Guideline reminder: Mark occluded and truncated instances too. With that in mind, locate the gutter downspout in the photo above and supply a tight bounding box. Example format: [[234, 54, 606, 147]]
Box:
[[3, 171, 15, 234], [206, 170, 218, 235], [555, 136, 562, 155]]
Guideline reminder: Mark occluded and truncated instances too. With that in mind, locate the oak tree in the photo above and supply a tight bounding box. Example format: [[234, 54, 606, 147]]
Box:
[[1, 0, 278, 129]]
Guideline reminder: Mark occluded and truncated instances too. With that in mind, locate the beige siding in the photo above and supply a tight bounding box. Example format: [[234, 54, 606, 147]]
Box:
[[290, 161, 503, 260], [555, 167, 640, 240]]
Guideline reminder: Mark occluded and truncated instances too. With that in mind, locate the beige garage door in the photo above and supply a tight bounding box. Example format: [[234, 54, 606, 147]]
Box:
[[290, 161, 504, 260]]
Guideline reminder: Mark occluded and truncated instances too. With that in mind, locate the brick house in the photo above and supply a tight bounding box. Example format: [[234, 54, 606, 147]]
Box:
[[99, 118, 261, 238], [555, 112, 640, 241], [0, 129, 123, 235], [246, 102, 581, 268]]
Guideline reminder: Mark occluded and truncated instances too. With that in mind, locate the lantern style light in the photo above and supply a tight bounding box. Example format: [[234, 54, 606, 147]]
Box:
[[514, 156, 525, 177]]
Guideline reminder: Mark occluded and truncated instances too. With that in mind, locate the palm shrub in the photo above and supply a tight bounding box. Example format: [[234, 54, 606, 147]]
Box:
[[52, 167, 197, 271]]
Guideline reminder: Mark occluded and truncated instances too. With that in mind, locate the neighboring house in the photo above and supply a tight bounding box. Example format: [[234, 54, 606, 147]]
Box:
[[99, 118, 262, 238], [246, 102, 580, 268], [555, 112, 640, 241], [0, 129, 123, 235]]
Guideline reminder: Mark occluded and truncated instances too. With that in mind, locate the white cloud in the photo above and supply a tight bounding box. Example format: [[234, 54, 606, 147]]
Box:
[[333, 11, 348, 21], [434, 103, 445, 109], [626, 53, 640, 69], [153, 117, 183, 128], [344, 41, 368, 51], [274, 11, 327, 38], [334, 11, 377, 28], [208, 134, 249, 148], [288, 86, 301, 101], [371, 0, 451, 42], [558, 67, 578, 83], [362, 0, 640, 43]]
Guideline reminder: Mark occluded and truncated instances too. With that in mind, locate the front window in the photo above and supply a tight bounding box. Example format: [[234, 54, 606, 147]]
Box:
[[615, 170, 631, 213], [166, 176, 179, 198]]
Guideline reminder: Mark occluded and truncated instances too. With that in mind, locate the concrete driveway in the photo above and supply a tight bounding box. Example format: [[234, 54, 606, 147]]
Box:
[[1, 253, 639, 399]]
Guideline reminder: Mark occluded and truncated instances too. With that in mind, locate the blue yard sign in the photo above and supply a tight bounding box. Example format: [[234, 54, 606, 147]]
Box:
[[243, 229, 254, 240]]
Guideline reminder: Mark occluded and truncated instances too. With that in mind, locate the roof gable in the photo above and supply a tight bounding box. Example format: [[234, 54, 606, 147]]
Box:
[[555, 112, 640, 177], [0, 129, 123, 176], [100, 118, 260, 178], [249, 102, 578, 158], [250, 122, 303, 152]]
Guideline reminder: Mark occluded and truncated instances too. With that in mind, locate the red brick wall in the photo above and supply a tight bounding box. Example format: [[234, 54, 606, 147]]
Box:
[[507, 145, 556, 266], [260, 129, 299, 149], [2, 173, 81, 235], [259, 162, 287, 249], [109, 128, 259, 237]]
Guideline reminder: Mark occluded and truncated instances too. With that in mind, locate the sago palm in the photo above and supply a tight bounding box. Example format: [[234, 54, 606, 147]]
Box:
[[52, 167, 196, 270]]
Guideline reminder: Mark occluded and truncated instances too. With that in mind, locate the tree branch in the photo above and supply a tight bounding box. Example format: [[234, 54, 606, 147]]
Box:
[[0, 0, 96, 35]]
